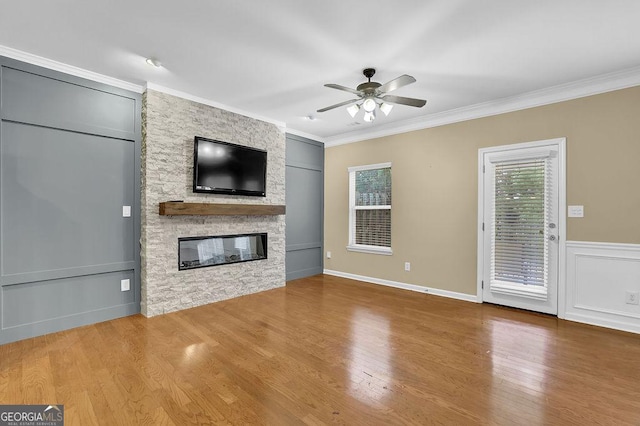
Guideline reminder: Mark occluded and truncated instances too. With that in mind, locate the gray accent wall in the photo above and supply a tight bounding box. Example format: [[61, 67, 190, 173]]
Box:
[[0, 57, 141, 344], [285, 134, 324, 280], [141, 90, 286, 317]]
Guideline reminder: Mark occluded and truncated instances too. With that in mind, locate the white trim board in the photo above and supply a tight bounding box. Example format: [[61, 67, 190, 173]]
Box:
[[0, 44, 144, 93], [323, 65, 640, 147], [323, 269, 479, 303]]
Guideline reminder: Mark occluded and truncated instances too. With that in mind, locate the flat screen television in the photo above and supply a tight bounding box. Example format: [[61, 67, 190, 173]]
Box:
[[193, 137, 267, 197]]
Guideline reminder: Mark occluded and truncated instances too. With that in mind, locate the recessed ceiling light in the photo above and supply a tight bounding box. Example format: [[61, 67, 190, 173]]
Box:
[[146, 58, 161, 68]]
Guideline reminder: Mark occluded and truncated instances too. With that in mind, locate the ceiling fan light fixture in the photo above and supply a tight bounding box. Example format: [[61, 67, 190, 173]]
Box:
[[362, 98, 376, 113], [363, 110, 376, 123], [346, 103, 360, 118], [380, 102, 393, 116], [318, 68, 426, 121]]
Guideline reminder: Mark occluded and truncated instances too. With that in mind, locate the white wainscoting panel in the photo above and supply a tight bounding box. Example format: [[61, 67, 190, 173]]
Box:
[[565, 241, 640, 334]]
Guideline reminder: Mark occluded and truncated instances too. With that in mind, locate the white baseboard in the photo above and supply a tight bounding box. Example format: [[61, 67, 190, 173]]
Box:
[[563, 311, 640, 335], [565, 241, 640, 335], [323, 269, 479, 303]]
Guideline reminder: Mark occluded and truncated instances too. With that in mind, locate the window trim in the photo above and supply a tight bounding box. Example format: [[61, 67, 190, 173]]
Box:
[[347, 162, 393, 256]]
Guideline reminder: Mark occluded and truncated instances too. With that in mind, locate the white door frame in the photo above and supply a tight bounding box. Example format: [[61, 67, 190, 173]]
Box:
[[476, 138, 567, 318]]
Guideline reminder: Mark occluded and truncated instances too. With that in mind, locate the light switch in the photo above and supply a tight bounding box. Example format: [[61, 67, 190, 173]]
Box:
[[122, 205, 131, 217], [121, 279, 130, 292], [568, 205, 584, 218]]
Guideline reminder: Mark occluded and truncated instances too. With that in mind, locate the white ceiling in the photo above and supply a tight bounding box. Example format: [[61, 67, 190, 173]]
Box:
[[1, 1, 640, 143]]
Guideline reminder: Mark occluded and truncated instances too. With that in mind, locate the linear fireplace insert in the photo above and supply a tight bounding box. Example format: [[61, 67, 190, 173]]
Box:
[[178, 233, 267, 270]]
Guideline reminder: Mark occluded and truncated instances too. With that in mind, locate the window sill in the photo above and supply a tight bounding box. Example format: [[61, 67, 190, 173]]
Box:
[[346, 245, 393, 256]]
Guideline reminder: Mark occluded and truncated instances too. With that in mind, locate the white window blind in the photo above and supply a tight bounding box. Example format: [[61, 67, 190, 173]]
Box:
[[348, 163, 392, 255], [491, 159, 549, 288]]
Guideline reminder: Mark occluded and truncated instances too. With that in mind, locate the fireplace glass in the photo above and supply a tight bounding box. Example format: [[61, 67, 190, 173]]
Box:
[[178, 233, 267, 270]]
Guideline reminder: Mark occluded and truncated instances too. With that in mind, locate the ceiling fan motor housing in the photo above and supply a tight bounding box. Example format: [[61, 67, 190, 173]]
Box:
[[356, 81, 381, 95], [358, 68, 380, 95]]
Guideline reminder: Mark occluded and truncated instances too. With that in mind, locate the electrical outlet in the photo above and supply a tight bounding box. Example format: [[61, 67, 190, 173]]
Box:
[[326, 251, 332, 259], [404, 262, 411, 272], [625, 291, 639, 305], [121, 279, 130, 292]]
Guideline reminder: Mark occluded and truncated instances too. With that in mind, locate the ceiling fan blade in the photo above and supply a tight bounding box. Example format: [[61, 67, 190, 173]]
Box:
[[317, 98, 360, 113], [381, 95, 426, 108], [324, 83, 363, 96], [377, 74, 416, 94]]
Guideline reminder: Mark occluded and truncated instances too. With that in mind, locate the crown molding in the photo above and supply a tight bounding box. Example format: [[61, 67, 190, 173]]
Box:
[[145, 83, 286, 129], [4, 43, 639, 146], [0, 44, 144, 93], [284, 127, 325, 143], [323, 65, 640, 148], [0, 45, 286, 130]]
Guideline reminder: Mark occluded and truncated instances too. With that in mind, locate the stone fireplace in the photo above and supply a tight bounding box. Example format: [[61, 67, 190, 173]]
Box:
[[141, 89, 285, 317]]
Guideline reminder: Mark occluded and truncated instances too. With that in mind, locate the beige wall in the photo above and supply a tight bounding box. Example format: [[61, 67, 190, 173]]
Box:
[[324, 86, 640, 295]]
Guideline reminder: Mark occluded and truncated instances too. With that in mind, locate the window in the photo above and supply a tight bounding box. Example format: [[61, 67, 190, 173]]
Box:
[[347, 163, 392, 255]]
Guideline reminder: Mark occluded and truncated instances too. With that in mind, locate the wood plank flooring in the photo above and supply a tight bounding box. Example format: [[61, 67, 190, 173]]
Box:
[[1, 274, 640, 425]]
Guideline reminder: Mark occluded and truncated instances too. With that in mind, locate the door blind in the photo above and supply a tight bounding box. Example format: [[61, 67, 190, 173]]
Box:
[[491, 159, 549, 287]]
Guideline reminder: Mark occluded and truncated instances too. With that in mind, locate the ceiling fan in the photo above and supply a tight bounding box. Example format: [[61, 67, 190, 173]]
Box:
[[317, 68, 426, 122]]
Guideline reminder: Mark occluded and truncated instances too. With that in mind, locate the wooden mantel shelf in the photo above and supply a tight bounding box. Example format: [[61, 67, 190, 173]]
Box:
[[159, 202, 286, 216]]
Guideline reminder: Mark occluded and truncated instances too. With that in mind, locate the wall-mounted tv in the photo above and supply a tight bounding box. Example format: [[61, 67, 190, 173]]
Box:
[[193, 137, 267, 197]]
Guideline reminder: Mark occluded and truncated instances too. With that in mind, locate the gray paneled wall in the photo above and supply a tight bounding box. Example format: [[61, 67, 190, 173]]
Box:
[[286, 134, 324, 280], [0, 57, 141, 344]]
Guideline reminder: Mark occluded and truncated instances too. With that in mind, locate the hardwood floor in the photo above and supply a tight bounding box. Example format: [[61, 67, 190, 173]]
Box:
[[1, 274, 639, 425]]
